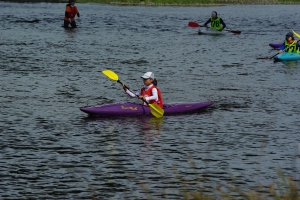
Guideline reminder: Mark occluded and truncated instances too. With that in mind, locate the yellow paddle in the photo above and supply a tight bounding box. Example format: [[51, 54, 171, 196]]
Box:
[[292, 30, 300, 39], [102, 69, 164, 118]]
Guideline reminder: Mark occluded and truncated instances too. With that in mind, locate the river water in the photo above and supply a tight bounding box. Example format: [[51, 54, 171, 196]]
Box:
[[1, 2, 300, 199]]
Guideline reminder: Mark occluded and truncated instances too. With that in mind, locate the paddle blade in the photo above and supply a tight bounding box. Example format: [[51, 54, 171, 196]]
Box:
[[102, 69, 119, 81], [292, 30, 300, 38], [148, 104, 164, 118], [229, 30, 241, 34], [256, 57, 270, 60], [188, 22, 199, 28]]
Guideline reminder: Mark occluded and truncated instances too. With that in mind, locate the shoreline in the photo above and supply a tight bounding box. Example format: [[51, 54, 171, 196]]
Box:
[[1, 0, 300, 5], [110, 2, 300, 6]]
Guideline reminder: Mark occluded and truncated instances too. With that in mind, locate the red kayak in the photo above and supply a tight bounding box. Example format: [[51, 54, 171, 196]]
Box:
[[80, 101, 213, 117]]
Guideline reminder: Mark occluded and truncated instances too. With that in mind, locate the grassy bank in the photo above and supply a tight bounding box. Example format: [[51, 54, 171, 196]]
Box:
[[3, 0, 300, 5], [78, 0, 300, 5]]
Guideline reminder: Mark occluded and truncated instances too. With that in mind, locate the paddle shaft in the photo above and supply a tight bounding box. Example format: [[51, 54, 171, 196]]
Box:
[[117, 79, 151, 106], [270, 41, 296, 59], [117, 80, 129, 90], [269, 53, 280, 60]]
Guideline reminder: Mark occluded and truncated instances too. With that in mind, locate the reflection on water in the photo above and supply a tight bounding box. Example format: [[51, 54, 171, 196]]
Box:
[[83, 115, 163, 135], [280, 60, 299, 67], [0, 2, 300, 199]]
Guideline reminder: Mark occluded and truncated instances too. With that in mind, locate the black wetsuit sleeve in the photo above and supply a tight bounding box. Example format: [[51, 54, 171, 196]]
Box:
[[204, 19, 211, 26], [77, 13, 80, 17], [65, 4, 70, 18], [220, 18, 226, 29]]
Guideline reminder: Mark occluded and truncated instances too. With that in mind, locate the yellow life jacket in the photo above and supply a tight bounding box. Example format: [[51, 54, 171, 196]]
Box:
[[284, 40, 299, 53], [210, 17, 222, 30]]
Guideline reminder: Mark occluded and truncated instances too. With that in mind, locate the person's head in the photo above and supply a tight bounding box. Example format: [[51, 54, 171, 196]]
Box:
[[69, 0, 75, 5], [286, 32, 294, 41], [211, 11, 217, 19], [141, 72, 157, 86]]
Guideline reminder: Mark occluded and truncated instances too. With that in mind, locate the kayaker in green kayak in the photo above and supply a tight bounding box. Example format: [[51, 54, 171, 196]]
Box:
[[122, 72, 163, 108], [279, 32, 300, 54], [203, 11, 226, 31]]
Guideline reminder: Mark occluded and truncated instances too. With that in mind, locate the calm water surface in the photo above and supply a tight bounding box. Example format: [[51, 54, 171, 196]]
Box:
[[1, 2, 300, 199]]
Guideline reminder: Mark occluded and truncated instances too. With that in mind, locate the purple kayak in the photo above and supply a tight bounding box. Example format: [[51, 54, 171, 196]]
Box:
[[269, 43, 282, 49], [80, 101, 213, 117]]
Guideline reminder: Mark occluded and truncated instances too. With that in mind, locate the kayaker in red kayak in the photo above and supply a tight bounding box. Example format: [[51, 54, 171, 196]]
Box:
[[203, 11, 226, 31], [122, 72, 163, 108], [64, 0, 80, 28], [279, 32, 300, 53]]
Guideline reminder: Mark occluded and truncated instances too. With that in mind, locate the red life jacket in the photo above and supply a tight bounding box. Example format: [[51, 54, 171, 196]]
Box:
[[141, 85, 163, 108], [64, 5, 78, 21]]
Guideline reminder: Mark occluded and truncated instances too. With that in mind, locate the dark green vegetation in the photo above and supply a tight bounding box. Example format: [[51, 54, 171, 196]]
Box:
[[79, 0, 299, 5], [139, 168, 300, 200], [3, 0, 300, 4]]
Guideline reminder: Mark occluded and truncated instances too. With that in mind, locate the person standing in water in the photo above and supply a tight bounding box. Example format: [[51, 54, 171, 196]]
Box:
[[64, 0, 80, 28], [203, 11, 226, 31]]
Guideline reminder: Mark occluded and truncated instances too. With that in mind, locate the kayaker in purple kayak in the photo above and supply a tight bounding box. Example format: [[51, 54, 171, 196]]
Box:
[[122, 72, 163, 108], [203, 11, 226, 31], [279, 32, 300, 53]]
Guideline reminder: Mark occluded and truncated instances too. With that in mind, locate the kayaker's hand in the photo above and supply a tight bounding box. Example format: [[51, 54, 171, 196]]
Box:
[[279, 50, 283, 54], [122, 83, 127, 91], [138, 95, 145, 100]]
